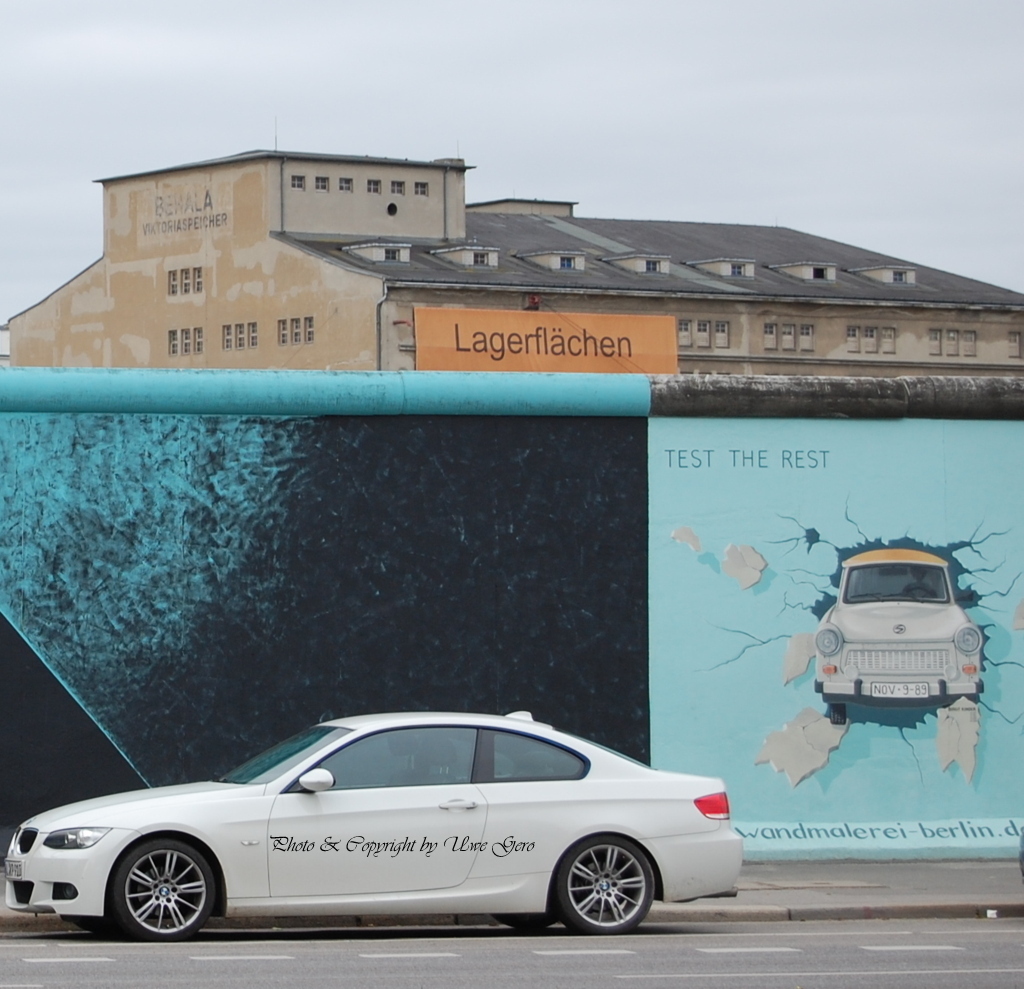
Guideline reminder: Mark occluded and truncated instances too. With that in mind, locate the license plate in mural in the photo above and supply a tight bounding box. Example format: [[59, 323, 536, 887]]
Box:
[[870, 682, 929, 698]]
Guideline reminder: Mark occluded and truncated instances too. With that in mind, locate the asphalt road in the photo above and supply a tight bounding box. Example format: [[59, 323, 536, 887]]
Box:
[[4, 918, 1024, 989]]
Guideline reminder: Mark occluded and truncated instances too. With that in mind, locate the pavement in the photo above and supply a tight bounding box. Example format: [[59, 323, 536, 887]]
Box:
[[3, 859, 1024, 933]]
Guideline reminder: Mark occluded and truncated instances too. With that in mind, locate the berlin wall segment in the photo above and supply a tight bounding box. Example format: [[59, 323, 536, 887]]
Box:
[[2, 369, 1023, 862]]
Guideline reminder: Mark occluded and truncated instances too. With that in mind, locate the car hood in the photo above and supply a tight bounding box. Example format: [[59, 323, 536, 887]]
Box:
[[20, 781, 259, 833], [827, 602, 969, 641]]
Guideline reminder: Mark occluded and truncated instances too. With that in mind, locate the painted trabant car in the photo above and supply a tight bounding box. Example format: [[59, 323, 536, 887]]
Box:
[[814, 549, 983, 724], [4, 711, 742, 941]]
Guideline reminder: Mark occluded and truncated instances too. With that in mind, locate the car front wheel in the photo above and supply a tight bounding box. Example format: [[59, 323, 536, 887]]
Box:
[[109, 838, 215, 941], [554, 836, 653, 935]]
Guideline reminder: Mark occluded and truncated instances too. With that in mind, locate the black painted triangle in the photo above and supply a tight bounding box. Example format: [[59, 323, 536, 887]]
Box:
[[0, 610, 144, 832]]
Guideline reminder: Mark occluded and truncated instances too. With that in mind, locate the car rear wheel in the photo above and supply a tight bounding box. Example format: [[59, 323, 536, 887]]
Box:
[[554, 836, 653, 935], [109, 838, 215, 941]]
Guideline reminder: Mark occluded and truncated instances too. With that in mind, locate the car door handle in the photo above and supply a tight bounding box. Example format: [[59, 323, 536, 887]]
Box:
[[439, 799, 478, 811]]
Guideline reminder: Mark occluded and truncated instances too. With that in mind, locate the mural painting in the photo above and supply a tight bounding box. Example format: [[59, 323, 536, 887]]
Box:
[[649, 418, 1024, 857]]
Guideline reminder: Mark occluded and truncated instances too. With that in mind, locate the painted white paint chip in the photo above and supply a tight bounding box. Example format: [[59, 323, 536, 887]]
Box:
[[755, 707, 848, 785], [1013, 598, 1024, 630], [782, 633, 816, 684], [671, 526, 702, 552], [722, 543, 768, 589], [936, 698, 980, 782]]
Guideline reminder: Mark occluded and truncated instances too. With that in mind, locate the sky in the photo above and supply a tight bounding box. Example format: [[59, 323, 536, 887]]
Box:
[[2, 0, 1022, 323]]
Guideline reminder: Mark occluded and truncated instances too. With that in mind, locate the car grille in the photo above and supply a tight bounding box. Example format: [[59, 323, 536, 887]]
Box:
[[15, 829, 37, 854], [847, 648, 950, 673]]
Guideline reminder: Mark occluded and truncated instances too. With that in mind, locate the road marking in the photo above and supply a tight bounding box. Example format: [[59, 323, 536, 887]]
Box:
[[695, 947, 802, 954], [534, 949, 636, 955], [189, 955, 295, 961], [359, 952, 460, 958], [22, 957, 114, 963], [618, 969, 1024, 980], [861, 945, 964, 951]]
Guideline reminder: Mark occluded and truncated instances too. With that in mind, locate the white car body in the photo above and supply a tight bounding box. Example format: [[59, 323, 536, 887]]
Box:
[[5, 711, 742, 939], [814, 549, 983, 718]]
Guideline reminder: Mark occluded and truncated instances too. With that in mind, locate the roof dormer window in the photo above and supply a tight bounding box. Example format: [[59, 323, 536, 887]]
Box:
[[518, 250, 587, 273], [848, 265, 917, 285], [768, 262, 837, 283], [343, 242, 411, 264], [603, 253, 670, 275], [688, 258, 755, 279], [429, 246, 499, 268]]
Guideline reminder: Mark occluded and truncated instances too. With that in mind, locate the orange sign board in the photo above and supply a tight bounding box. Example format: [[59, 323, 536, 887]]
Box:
[[414, 308, 678, 374]]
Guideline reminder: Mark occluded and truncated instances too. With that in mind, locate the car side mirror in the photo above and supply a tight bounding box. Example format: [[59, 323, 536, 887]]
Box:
[[297, 768, 335, 792]]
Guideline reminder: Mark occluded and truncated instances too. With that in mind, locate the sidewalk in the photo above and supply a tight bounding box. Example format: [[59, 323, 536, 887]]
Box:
[[3, 860, 1023, 933]]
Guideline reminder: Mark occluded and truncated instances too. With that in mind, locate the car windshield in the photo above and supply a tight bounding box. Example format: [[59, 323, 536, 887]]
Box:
[[219, 725, 351, 784], [844, 564, 949, 604]]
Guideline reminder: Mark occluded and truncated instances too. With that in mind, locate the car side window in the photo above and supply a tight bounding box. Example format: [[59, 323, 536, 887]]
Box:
[[316, 727, 476, 789], [474, 730, 586, 783]]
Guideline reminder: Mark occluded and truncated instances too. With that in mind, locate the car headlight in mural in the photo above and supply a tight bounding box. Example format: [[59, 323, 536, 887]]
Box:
[[3, 711, 742, 942], [814, 550, 983, 726]]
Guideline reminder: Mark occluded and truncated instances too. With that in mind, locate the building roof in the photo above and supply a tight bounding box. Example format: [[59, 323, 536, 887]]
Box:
[[97, 150, 471, 184], [291, 212, 1024, 308]]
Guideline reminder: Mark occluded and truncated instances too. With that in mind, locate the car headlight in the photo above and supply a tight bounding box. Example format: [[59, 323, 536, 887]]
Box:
[[816, 627, 843, 657], [42, 828, 110, 850], [955, 625, 982, 655]]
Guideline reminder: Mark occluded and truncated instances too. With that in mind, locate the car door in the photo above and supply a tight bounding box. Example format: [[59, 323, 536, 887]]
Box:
[[268, 725, 487, 897], [468, 729, 589, 881]]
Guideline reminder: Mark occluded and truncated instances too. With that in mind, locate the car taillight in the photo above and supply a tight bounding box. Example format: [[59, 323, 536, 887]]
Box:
[[695, 792, 730, 820]]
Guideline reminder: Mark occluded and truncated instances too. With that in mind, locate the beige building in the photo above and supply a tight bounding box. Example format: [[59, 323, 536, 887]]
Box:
[[10, 149, 1024, 376]]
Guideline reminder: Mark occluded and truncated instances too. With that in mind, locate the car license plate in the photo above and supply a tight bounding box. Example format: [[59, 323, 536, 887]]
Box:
[[4, 859, 22, 880], [870, 681, 929, 698]]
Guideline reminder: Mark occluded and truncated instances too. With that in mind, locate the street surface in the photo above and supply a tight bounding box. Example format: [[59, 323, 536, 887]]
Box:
[[4, 918, 1024, 988]]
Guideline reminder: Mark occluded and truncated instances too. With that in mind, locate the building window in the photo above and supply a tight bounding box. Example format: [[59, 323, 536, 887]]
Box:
[[696, 320, 711, 347], [928, 328, 942, 356], [892, 270, 906, 284], [847, 326, 860, 353], [305, 316, 315, 343], [384, 247, 400, 262], [645, 259, 662, 273], [278, 319, 288, 345], [314, 176, 329, 192], [167, 329, 178, 356], [248, 322, 258, 349], [473, 251, 489, 266], [181, 267, 191, 295], [812, 267, 827, 280], [181, 327, 191, 355], [881, 326, 896, 354], [945, 329, 959, 356], [414, 181, 429, 196], [222, 324, 232, 350], [678, 319, 692, 348], [763, 322, 777, 350], [235, 323, 245, 350], [799, 324, 814, 351], [559, 256, 576, 270], [864, 326, 878, 353], [291, 317, 301, 344], [339, 177, 353, 192], [714, 320, 730, 348], [781, 323, 796, 350], [194, 327, 204, 354], [291, 175, 306, 190], [168, 270, 178, 296], [391, 180, 405, 195], [1011, 331, 1022, 359], [193, 267, 203, 293], [961, 330, 976, 357], [367, 179, 381, 194]]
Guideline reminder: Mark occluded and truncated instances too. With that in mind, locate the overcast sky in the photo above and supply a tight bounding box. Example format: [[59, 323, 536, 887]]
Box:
[[2, 0, 1022, 322]]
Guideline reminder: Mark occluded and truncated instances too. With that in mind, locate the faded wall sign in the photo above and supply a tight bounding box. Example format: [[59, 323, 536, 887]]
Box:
[[649, 417, 1024, 857], [414, 308, 677, 373]]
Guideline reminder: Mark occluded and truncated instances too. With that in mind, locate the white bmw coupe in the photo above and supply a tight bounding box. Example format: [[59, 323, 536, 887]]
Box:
[[5, 711, 742, 940]]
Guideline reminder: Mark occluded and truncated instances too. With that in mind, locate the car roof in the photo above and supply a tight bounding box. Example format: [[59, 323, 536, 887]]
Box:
[[319, 711, 554, 732], [843, 549, 947, 567]]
